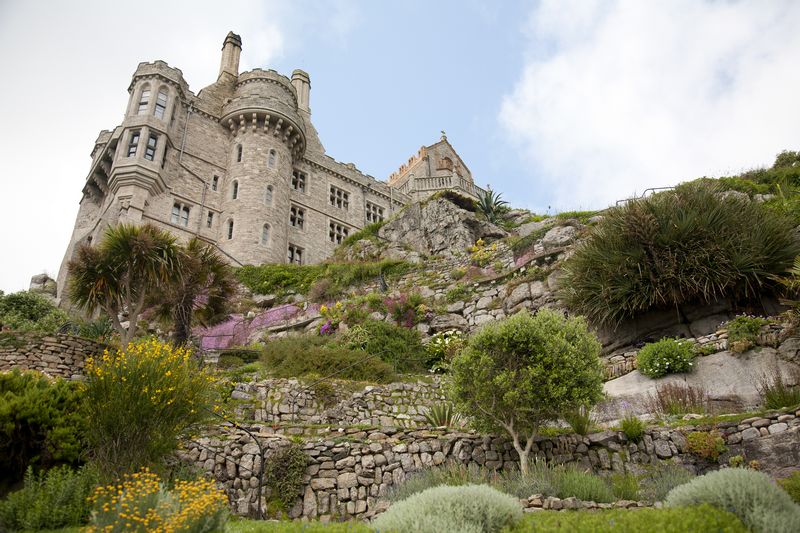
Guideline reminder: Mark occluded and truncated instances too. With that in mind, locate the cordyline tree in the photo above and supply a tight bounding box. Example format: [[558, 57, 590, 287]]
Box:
[[449, 309, 604, 475], [152, 237, 236, 346], [68, 224, 234, 345]]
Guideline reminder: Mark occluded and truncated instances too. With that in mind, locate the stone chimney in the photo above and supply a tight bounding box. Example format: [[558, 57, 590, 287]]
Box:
[[219, 32, 242, 78]]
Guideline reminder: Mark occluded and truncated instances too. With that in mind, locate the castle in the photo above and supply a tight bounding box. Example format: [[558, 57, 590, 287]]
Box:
[[56, 32, 486, 299]]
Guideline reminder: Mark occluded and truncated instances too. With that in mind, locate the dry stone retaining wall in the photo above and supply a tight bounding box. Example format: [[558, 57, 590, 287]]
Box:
[[0, 332, 104, 379], [182, 406, 800, 521]]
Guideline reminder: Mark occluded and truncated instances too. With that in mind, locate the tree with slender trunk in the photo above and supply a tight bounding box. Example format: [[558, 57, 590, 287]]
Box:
[[156, 238, 236, 346], [449, 309, 604, 475], [67, 224, 179, 345]]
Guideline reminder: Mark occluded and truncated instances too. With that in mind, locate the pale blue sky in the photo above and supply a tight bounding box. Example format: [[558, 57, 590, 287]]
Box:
[[0, 0, 799, 293]]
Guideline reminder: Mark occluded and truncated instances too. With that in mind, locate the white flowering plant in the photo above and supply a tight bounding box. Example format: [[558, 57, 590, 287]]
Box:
[[636, 337, 695, 378]]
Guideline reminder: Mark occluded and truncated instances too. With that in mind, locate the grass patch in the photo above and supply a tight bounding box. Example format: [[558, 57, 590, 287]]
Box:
[[340, 221, 386, 247], [506, 504, 746, 532], [555, 210, 599, 224]]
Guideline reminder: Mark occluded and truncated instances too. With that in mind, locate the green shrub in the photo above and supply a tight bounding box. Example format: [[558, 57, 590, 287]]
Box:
[[560, 182, 800, 327], [610, 472, 640, 500], [506, 504, 746, 532], [340, 221, 386, 247], [0, 291, 69, 333], [552, 466, 614, 503], [385, 292, 427, 327], [261, 335, 396, 383], [217, 354, 245, 369], [431, 190, 479, 212], [426, 330, 467, 372], [726, 315, 768, 353], [621, 414, 646, 442], [639, 463, 695, 502], [263, 442, 308, 514], [0, 465, 98, 531], [88, 469, 227, 532], [666, 468, 800, 532], [686, 431, 726, 462], [77, 317, 114, 342], [352, 319, 428, 373], [636, 338, 694, 378], [450, 268, 466, 280], [445, 284, 472, 303], [0, 370, 87, 483], [374, 484, 522, 533], [563, 405, 592, 435], [779, 471, 800, 504], [83, 340, 217, 478]]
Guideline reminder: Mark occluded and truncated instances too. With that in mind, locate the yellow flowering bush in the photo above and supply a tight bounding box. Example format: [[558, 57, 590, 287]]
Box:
[[469, 239, 498, 267], [84, 339, 218, 477], [87, 468, 228, 533]]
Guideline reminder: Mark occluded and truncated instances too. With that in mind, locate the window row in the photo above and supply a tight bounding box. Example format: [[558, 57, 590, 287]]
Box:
[[224, 180, 274, 205], [137, 86, 170, 120], [126, 130, 162, 164], [234, 144, 278, 168], [224, 220, 272, 245]]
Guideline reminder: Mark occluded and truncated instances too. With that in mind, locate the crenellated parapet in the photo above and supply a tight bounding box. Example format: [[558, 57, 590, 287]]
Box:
[[128, 60, 191, 101]]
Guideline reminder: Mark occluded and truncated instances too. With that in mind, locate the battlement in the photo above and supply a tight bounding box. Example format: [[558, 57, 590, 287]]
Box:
[[388, 146, 427, 183], [129, 60, 190, 98]]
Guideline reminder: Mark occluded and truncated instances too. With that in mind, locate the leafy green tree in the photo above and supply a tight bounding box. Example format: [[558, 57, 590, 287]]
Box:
[[0, 291, 68, 333], [67, 224, 180, 345], [773, 150, 800, 169], [449, 309, 603, 474], [153, 238, 236, 346], [477, 188, 509, 223]]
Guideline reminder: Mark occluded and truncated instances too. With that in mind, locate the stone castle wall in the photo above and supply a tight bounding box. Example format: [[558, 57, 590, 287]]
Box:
[[182, 406, 800, 520], [0, 332, 105, 380]]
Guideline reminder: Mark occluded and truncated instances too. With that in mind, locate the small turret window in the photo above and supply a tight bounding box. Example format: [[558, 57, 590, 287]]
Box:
[[268, 149, 276, 168], [261, 224, 271, 245], [144, 134, 158, 161], [154, 88, 168, 119], [265, 185, 273, 206], [227, 219, 234, 240], [211, 175, 219, 191], [231, 180, 239, 200], [207, 211, 214, 228], [236, 144, 243, 162], [127, 130, 140, 157], [137, 87, 150, 114]]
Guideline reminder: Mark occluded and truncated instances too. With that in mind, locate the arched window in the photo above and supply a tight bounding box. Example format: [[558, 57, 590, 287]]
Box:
[[268, 149, 276, 168], [226, 219, 234, 240], [137, 85, 150, 114], [261, 223, 271, 245], [265, 185, 273, 205], [154, 87, 168, 119], [236, 144, 243, 163], [231, 180, 239, 200]]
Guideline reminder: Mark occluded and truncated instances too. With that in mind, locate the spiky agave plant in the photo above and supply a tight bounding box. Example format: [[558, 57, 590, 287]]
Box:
[[422, 402, 463, 428], [477, 189, 509, 223]]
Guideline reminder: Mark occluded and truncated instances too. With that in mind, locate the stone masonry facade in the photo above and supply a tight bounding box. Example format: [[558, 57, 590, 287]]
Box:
[[56, 32, 485, 301]]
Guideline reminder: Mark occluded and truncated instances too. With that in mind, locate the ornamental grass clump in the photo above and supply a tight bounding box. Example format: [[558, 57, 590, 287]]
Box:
[[560, 182, 799, 327], [83, 339, 217, 478], [86, 469, 228, 533], [666, 468, 800, 533], [374, 484, 522, 533], [636, 338, 694, 378]]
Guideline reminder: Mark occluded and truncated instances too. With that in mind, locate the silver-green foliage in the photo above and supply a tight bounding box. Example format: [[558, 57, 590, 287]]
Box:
[[374, 484, 522, 533], [665, 468, 800, 532]]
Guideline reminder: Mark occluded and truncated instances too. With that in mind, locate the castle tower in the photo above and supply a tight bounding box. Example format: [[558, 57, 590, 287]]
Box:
[[217, 69, 307, 264]]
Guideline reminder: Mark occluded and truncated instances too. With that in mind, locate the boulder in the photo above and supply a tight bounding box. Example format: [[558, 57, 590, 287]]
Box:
[[379, 197, 507, 257], [541, 225, 579, 249]]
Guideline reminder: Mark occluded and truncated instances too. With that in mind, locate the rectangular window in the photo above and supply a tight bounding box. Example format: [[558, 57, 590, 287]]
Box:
[[329, 221, 349, 245], [144, 134, 158, 161], [289, 206, 305, 229], [154, 90, 168, 119], [366, 201, 385, 223], [137, 89, 150, 114], [161, 146, 168, 168], [127, 131, 140, 157], [211, 175, 219, 191], [329, 185, 350, 209], [291, 170, 306, 193], [170, 203, 190, 227], [206, 211, 214, 228], [288, 244, 304, 265]]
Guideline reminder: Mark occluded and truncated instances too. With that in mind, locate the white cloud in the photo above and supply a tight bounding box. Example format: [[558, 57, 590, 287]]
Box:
[[500, 0, 800, 211]]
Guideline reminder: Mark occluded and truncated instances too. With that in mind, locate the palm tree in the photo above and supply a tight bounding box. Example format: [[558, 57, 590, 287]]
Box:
[[156, 238, 236, 346], [67, 224, 179, 345], [477, 188, 509, 223]]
